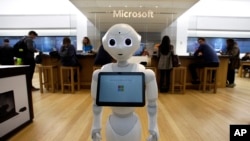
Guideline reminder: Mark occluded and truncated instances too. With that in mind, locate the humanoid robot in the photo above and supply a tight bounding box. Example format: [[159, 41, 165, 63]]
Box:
[[91, 23, 159, 141]]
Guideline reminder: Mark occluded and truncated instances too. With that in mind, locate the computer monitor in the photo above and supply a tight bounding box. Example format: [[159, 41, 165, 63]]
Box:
[[96, 72, 145, 107]]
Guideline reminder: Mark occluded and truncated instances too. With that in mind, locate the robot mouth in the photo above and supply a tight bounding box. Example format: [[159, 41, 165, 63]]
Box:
[[118, 54, 123, 56]]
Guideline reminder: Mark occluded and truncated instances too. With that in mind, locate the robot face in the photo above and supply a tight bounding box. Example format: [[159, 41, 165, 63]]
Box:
[[102, 24, 141, 61]]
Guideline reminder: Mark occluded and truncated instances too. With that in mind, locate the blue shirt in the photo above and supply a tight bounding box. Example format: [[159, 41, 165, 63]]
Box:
[[83, 45, 93, 52]]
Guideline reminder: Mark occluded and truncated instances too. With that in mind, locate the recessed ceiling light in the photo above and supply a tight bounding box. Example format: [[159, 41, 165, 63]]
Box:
[[125, 5, 128, 8], [139, 5, 143, 8], [108, 5, 111, 8], [155, 6, 158, 8]]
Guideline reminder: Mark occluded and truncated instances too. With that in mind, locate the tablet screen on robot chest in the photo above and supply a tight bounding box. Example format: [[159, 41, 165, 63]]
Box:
[[96, 72, 145, 107]]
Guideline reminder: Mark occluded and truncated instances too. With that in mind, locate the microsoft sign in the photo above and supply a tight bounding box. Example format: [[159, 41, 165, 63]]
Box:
[[113, 10, 154, 18]]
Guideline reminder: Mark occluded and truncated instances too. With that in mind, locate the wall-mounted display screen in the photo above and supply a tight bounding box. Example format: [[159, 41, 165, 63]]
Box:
[[187, 37, 250, 53], [0, 36, 76, 52]]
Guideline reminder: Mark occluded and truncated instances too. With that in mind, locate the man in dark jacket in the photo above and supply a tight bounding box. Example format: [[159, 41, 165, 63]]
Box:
[[59, 37, 80, 68], [22, 31, 39, 91], [0, 39, 15, 65], [189, 37, 220, 84]]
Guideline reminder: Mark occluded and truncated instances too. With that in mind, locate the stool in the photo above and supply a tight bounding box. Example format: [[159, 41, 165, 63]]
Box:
[[242, 68, 250, 78], [171, 66, 187, 94], [199, 67, 218, 93], [38, 65, 58, 93], [60, 66, 80, 93]]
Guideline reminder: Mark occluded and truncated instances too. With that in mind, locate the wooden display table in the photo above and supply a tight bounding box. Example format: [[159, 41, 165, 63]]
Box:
[[41, 53, 96, 89], [42, 54, 229, 89], [151, 55, 229, 88]]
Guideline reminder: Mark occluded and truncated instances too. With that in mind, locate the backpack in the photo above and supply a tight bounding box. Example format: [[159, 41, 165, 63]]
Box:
[[35, 51, 43, 64], [13, 39, 28, 58]]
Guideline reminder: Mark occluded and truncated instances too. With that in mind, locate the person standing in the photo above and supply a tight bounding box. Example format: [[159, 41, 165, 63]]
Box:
[[189, 37, 219, 84], [158, 35, 173, 93], [21, 31, 39, 91], [223, 38, 240, 88], [0, 39, 15, 65]]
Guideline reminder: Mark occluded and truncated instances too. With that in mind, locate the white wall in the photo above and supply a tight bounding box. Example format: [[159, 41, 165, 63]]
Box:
[[0, 0, 91, 50], [161, 21, 178, 53], [188, 16, 250, 37], [86, 21, 101, 51], [176, 0, 250, 55], [1, 0, 250, 52], [0, 15, 77, 35], [0, 0, 79, 34], [176, 15, 189, 55]]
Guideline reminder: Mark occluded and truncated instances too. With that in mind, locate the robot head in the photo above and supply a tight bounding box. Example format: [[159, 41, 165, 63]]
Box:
[[102, 24, 141, 62]]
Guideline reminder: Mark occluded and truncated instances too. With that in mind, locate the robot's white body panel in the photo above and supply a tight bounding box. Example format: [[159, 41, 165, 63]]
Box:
[[91, 63, 158, 141], [106, 112, 141, 141], [91, 24, 158, 141]]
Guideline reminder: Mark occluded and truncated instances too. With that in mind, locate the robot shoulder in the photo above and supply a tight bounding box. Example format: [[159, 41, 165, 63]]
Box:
[[143, 69, 156, 83], [92, 63, 114, 80], [137, 64, 146, 71], [101, 63, 113, 71], [92, 69, 101, 81]]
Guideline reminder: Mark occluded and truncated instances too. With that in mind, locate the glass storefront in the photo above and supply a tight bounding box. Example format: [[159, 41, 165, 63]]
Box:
[[0, 36, 77, 52], [187, 37, 250, 53]]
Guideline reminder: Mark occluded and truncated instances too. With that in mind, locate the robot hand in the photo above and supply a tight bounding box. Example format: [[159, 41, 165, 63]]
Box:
[[147, 130, 158, 141], [92, 129, 102, 141]]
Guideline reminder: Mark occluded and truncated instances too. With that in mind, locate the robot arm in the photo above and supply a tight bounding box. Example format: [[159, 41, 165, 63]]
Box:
[[145, 69, 159, 141], [91, 102, 102, 141], [91, 70, 103, 141], [147, 100, 158, 141]]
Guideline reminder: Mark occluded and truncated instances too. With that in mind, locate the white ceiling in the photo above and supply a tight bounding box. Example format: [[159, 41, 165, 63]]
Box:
[[70, 0, 199, 32]]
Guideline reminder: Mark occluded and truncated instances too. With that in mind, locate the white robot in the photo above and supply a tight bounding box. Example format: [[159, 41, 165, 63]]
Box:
[[91, 23, 159, 141]]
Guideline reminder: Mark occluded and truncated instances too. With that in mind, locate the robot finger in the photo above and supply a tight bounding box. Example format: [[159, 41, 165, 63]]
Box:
[[92, 132, 102, 141], [147, 134, 158, 141]]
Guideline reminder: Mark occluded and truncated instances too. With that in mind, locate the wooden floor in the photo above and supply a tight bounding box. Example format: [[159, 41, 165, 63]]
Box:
[[8, 72, 250, 141]]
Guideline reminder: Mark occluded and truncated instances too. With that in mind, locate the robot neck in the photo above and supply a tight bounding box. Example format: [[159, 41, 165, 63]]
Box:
[[117, 60, 129, 67]]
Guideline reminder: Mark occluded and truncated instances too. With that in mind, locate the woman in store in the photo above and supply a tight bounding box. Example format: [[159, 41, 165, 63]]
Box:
[[82, 36, 93, 53], [157, 35, 173, 93]]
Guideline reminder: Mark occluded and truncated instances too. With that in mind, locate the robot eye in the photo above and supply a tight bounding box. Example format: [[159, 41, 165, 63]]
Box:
[[109, 39, 116, 47], [124, 38, 132, 47]]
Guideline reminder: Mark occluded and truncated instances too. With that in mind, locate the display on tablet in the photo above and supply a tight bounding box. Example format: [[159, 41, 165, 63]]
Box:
[[96, 72, 145, 107]]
